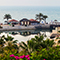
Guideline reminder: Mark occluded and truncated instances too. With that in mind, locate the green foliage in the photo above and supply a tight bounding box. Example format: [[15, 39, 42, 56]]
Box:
[[41, 39, 55, 48], [58, 40, 60, 43], [30, 47, 60, 60], [20, 35, 44, 54], [4, 35, 14, 41], [56, 37, 60, 39], [20, 35, 55, 55], [4, 14, 12, 21], [58, 31, 60, 32], [0, 35, 59, 60], [0, 35, 5, 47], [36, 13, 48, 23]]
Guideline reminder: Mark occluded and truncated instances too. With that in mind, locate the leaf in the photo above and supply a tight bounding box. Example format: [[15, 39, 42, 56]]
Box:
[[40, 35, 44, 41], [21, 42, 27, 47], [58, 40, 60, 43], [20, 45, 26, 49], [35, 36, 38, 40], [31, 38, 35, 41], [13, 40, 18, 43]]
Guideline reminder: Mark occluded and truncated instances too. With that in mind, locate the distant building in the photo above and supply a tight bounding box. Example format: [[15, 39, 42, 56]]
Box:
[[19, 18, 31, 26], [4, 21, 7, 24], [8, 19, 18, 25], [19, 18, 40, 26], [50, 27, 60, 39], [30, 19, 40, 25]]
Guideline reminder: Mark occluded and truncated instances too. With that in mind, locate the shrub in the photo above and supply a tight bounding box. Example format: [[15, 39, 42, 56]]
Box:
[[30, 47, 60, 60]]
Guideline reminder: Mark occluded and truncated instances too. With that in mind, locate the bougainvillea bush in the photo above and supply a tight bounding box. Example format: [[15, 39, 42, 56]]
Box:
[[10, 54, 30, 60]]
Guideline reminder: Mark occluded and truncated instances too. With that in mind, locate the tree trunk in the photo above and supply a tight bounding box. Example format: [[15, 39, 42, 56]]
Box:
[[7, 18, 8, 24], [44, 19, 46, 24]]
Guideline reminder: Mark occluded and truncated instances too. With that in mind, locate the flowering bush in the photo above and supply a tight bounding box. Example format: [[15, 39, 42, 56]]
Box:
[[10, 54, 30, 60]]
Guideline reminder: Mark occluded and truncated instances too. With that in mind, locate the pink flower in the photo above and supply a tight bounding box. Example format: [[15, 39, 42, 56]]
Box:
[[20, 55, 25, 59], [10, 54, 14, 57], [14, 56, 20, 60], [43, 59, 46, 60], [25, 55, 29, 58], [22, 55, 25, 58], [27, 57, 30, 60]]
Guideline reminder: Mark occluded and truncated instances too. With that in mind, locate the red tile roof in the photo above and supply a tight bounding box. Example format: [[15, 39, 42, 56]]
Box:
[[30, 19, 39, 22], [8, 19, 18, 22]]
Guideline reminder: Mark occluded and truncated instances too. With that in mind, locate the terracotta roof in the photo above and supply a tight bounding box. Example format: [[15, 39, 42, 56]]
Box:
[[30, 19, 39, 22], [8, 19, 18, 22], [30, 19, 36, 21]]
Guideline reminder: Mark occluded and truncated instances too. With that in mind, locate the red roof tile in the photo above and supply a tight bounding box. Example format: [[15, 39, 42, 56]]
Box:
[[30, 19, 39, 22], [8, 19, 18, 22]]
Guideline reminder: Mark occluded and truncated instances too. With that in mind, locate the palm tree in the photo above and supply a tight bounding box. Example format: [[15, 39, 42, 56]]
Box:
[[36, 13, 43, 23], [0, 35, 5, 47], [20, 40, 35, 54], [0, 35, 5, 53], [41, 39, 55, 48], [4, 14, 12, 24], [4, 35, 18, 49], [43, 15, 48, 23], [20, 35, 55, 54], [20, 35, 44, 54]]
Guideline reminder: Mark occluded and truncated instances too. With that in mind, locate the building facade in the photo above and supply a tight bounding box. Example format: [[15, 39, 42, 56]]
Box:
[[19, 18, 31, 26], [30, 19, 40, 25], [8, 19, 19, 25]]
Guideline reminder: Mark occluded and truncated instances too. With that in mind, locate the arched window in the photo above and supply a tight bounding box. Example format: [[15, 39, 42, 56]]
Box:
[[28, 22, 29, 25], [25, 21, 26, 25], [22, 22, 23, 25]]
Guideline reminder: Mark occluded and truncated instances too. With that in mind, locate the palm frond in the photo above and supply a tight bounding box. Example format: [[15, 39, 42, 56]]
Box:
[[35, 36, 39, 40], [39, 35, 44, 41], [58, 40, 60, 43], [13, 40, 18, 43], [21, 42, 27, 47], [20, 44, 26, 49]]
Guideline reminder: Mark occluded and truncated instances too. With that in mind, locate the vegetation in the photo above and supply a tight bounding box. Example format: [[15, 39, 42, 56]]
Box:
[[30, 46, 60, 60], [58, 31, 60, 32], [4, 14, 12, 21], [35, 13, 48, 23], [0, 35, 60, 60]]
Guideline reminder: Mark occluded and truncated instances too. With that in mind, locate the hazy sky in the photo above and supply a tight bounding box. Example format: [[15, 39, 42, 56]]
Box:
[[0, 0, 60, 6]]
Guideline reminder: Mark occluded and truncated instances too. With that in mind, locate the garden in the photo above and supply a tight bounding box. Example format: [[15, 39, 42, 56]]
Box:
[[0, 35, 60, 60]]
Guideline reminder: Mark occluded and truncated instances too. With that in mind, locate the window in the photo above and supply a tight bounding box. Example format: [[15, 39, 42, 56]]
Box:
[[28, 22, 29, 25], [25, 22, 26, 25], [22, 22, 23, 24]]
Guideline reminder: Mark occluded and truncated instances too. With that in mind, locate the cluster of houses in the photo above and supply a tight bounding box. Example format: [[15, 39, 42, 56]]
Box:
[[4, 18, 40, 26]]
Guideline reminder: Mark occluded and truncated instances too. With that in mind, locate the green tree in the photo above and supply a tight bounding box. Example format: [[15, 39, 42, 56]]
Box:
[[36, 13, 48, 24], [43, 15, 48, 23], [0, 35, 5, 53], [20, 35, 44, 54], [36, 13, 43, 23], [40, 39, 55, 48], [20, 41, 35, 54], [20, 35, 55, 54], [4, 14, 12, 21], [4, 35, 18, 50], [0, 35, 5, 47]]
